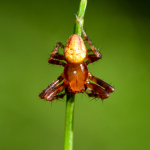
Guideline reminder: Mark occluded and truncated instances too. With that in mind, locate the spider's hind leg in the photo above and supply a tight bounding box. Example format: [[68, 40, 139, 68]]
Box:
[[75, 14, 102, 64], [48, 42, 66, 67], [85, 50, 101, 65]]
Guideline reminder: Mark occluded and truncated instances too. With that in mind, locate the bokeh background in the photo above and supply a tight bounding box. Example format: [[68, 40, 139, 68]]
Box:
[[1, 0, 150, 149]]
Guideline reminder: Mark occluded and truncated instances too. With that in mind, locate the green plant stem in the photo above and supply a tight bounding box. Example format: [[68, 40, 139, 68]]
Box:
[[74, 0, 87, 36], [64, 95, 75, 150], [64, 0, 87, 150]]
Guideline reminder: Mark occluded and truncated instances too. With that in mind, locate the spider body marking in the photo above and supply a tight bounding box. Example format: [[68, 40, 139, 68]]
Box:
[[39, 14, 115, 101], [64, 34, 87, 63]]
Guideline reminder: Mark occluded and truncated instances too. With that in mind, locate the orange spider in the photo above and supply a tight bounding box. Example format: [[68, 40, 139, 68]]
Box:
[[39, 15, 115, 101]]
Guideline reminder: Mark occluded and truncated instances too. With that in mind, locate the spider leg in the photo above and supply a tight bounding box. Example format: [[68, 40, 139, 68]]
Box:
[[86, 82, 110, 99], [86, 53, 101, 65], [39, 73, 65, 99], [75, 15, 102, 63], [88, 72, 115, 93], [52, 92, 66, 101], [48, 42, 66, 67], [85, 49, 100, 65], [44, 83, 67, 101], [85, 88, 102, 99]]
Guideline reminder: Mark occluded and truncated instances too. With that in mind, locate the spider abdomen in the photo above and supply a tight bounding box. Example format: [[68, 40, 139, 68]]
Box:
[[64, 63, 88, 94], [64, 34, 87, 64]]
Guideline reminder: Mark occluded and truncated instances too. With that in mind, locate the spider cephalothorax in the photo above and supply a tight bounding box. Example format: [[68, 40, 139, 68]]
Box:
[[39, 14, 115, 101]]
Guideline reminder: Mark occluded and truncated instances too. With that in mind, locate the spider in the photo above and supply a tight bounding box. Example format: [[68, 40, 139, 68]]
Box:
[[39, 14, 115, 101]]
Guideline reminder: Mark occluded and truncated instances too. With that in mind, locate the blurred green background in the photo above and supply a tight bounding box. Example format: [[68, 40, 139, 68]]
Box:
[[1, 0, 150, 149]]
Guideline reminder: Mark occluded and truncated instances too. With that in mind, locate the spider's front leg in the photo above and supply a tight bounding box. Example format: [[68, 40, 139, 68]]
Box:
[[88, 72, 115, 93], [75, 14, 102, 65], [86, 82, 110, 99], [44, 83, 67, 101], [39, 73, 65, 100], [48, 42, 66, 67], [85, 89, 104, 99]]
